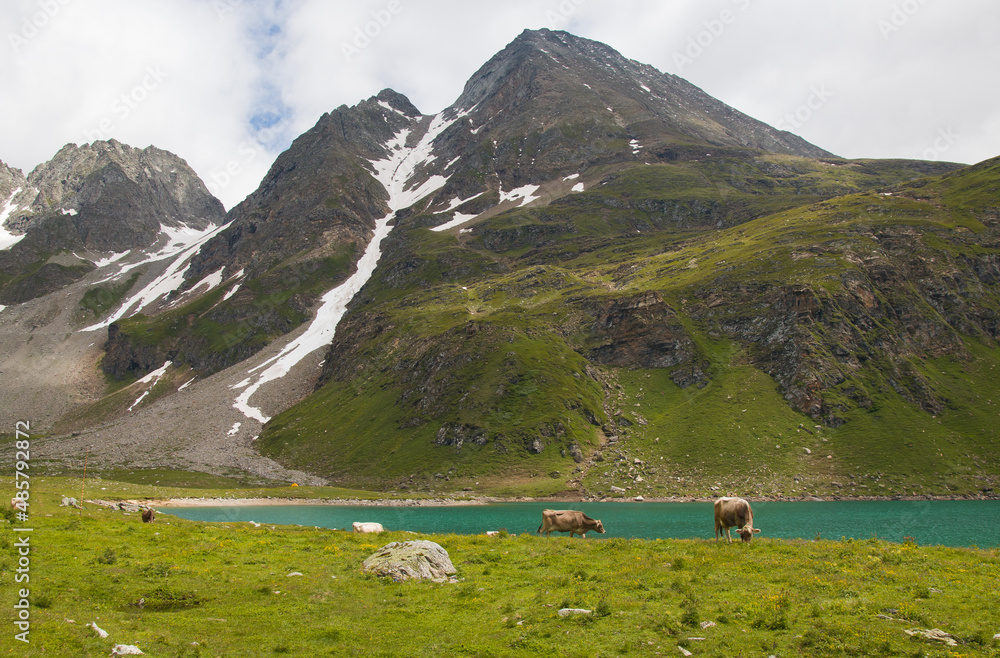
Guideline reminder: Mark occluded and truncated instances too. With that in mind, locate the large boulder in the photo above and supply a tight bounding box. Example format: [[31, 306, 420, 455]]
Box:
[[361, 540, 457, 582]]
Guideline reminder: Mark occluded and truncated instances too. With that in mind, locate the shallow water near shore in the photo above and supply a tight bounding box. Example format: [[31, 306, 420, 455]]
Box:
[[164, 500, 1000, 548]]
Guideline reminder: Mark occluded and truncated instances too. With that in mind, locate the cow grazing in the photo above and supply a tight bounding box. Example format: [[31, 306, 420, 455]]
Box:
[[141, 508, 156, 523], [714, 497, 760, 543], [353, 522, 384, 534], [537, 509, 605, 538]]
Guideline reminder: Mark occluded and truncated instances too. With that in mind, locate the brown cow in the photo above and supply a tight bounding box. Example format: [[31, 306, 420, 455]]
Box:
[[141, 508, 156, 523], [714, 497, 760, 543], [537, 509, 606, 538]]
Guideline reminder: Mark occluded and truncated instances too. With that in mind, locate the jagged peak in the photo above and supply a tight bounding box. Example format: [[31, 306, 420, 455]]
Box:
[[374, 89, 423, 118]]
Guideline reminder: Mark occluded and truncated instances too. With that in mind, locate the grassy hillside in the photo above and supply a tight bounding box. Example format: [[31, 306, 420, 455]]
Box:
[[254, 156, 999, 495], [3, 482, 999, 656]]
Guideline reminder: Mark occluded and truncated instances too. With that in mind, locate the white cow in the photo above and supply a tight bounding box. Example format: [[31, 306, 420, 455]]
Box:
[[352, 522, 384, 533]]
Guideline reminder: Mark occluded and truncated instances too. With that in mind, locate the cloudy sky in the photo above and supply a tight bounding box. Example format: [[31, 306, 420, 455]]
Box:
[[2, 0, 997, 209]]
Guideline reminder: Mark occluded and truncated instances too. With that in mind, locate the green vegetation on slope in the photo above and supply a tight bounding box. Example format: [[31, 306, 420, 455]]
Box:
[[256, 155, 999, 495]]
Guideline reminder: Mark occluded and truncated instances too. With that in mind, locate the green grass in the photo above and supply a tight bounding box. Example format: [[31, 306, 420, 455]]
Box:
[[79, 272, 141, 318], [256, 160, 1000, 496], [4, 482, 1000, 656]]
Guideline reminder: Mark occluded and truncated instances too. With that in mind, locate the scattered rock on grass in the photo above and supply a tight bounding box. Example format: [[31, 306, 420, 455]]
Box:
[[558, 608, 592, 617], [111, 645, 143, 655], [362, 540, 456, 582], [87, 622, 108, 638], [904, 628, 958, 646]]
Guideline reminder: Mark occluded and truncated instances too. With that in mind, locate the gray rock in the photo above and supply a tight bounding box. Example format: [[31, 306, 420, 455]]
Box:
[[558, 608, 592, 617], [904, 628, 958, 647], [362, 540, 456, 582]]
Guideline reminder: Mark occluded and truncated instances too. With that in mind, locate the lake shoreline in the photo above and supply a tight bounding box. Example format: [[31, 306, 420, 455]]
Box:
[[137, 492, 1000, 508]]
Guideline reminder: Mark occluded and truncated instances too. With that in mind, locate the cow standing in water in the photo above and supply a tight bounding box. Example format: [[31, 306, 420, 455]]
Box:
[[714, 497, 760, 543], [537, 509, 606, 538]]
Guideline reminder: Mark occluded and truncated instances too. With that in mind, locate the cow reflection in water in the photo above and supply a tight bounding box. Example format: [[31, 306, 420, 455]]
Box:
[[537, 509, 606, 538]]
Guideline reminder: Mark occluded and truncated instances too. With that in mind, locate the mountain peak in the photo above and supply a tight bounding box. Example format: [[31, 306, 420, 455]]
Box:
[[451, 29, 833, 160], [374, 89, 422, 118]]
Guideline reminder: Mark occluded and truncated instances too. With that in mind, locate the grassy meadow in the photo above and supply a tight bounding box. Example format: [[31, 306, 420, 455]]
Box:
[[2, 479, 999, 656]]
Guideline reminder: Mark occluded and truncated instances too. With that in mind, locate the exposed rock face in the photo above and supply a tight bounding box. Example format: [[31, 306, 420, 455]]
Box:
[[587, 291, 697, 370], [0, 140, 225, 303], [10, 140, 223, 251], [0, 160, 27, 202], [361, 540, 457, 582], [183, 89, 417, 288], [103, 323, 161, 381], [691, 214, 1000, 424]]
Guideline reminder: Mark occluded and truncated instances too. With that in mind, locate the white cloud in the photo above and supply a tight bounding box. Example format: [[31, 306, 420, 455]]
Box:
[[1, 0, 998, 212]]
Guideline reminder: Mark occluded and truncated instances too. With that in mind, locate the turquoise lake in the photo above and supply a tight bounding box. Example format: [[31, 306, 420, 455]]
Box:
[[164, 500, 999, 548]]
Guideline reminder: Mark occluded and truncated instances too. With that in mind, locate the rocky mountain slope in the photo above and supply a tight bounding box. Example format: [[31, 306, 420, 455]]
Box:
[[0, 140, 225, 304], [6, 29, 998, 497]]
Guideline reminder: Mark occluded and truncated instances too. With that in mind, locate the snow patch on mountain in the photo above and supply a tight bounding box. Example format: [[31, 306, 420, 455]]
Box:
[[127, 360, 171, 412], [0, 188, 25, 251], [233, 112, 457, 423], [222, 268, 245, 302], [500, 184, 541, 207], [434, 192, 484, 215], [93, 251, 130, 269], [169, 267, 226, 306], [431, 212, 479, 233], [83, 222, 227, 331]]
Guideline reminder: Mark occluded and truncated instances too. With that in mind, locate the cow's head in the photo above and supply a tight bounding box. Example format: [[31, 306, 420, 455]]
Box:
[[739, 525, 761, 542], [593, 519, 606, 534]]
